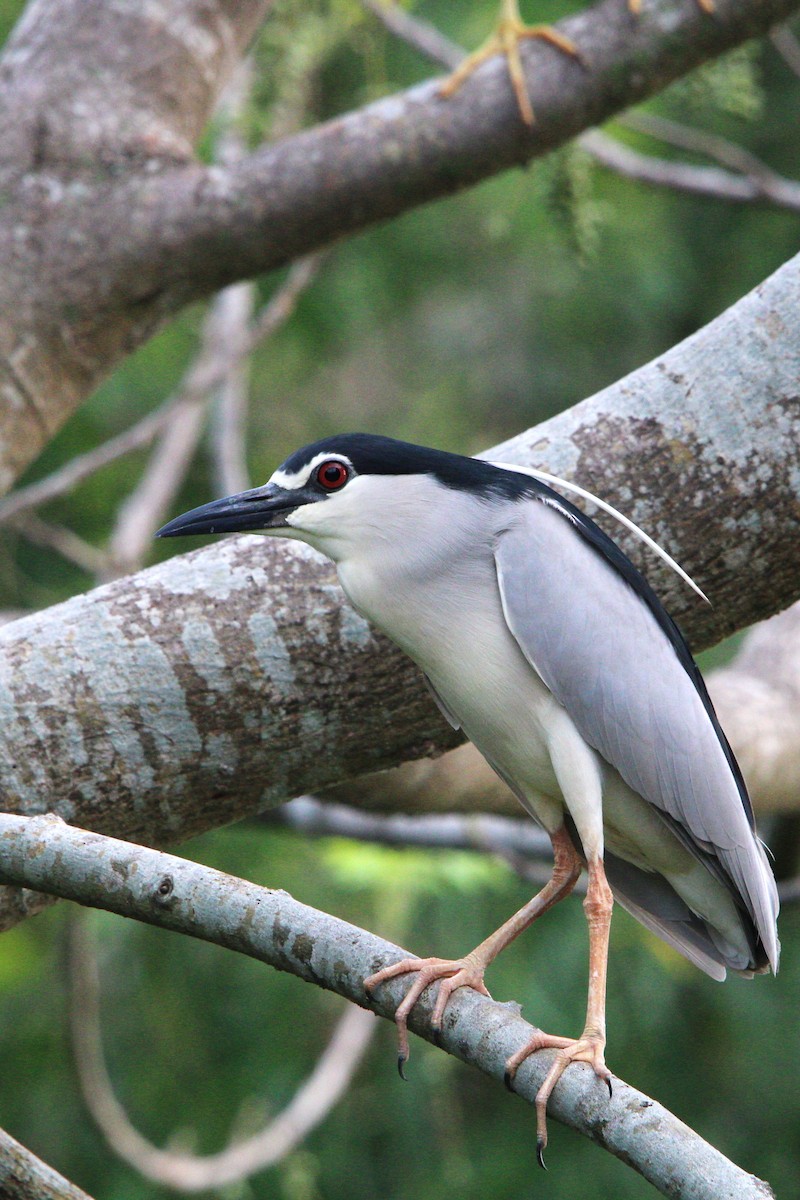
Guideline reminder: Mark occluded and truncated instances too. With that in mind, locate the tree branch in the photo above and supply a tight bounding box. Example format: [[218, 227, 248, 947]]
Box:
[[125, 0, 800, 297], [0, 1126, 94, 1200], [364, 0, 800, 211], [0, 814, 775, 1200], [579, 128, 800, 209], [0, 251, 797, 934], [1, 0, 799, 488]]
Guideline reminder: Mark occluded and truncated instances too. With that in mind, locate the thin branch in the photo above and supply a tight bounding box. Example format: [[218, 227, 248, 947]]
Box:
[[0, 1126, 95, 1200], [621, 110, 781, 177], [7, 514, 109, 575], [210, 252, 328, 496], [0, 814, 776, 1200], [770, 22, 800, 76], [270, 796, 553, 856], [268, 796, 569, 890], [68, 913, 375, 1191], [104, 386, 214, 579], [578, 128, 800, 209], [244, 254, 326, 350], [211, 283, 256, 497], [359, 0, 461, 70], [0, 402, 177, 525]]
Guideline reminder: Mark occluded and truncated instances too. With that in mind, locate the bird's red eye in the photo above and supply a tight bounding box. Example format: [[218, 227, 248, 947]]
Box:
[[316, 460, 349, 491]]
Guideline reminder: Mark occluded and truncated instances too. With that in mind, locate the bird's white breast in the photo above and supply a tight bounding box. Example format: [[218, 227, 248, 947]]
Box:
[[323, 478, 568, 827]]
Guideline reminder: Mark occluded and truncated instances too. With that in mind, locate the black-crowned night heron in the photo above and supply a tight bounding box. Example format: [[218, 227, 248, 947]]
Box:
[[158, 433, 779, 1160]]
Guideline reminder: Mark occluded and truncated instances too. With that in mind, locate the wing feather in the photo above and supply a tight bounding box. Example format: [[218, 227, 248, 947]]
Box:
[[493, 495, 779, 972]]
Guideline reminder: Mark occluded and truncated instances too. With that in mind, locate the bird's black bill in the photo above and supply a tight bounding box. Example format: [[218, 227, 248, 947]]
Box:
[[156, 484, 300, 538]]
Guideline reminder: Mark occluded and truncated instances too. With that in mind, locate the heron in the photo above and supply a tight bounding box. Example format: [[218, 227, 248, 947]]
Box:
[[158, 432, 779, 1160]]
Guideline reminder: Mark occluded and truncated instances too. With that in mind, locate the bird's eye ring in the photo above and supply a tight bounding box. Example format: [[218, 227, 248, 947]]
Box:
[[316, 460, 349, 491]]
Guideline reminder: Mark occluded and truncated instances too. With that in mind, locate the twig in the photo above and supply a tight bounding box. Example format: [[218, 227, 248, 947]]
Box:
[[9, 514, 110, 575], [359, 0, 461, 70], [578, 128, 800, 210], [0, 401, 176, 524], [771, 23, 800, 77], [0, 814, 776, 1200], [67, 913, 375, 1191], [0, 1125, 95, 1200]]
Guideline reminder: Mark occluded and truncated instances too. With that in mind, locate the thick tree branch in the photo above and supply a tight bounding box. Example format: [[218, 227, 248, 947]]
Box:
[[139, 0, 800, 295], [1, 0, 799, 488], [0, 252, 797, 935], [0, 0, 271, 491], [0, 814, 775, 1200]]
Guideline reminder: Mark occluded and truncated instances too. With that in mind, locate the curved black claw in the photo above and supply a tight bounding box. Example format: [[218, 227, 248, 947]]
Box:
[[536, 1138, 548, 1171], [397, 1054, 408, 1081], [606, 1077, 613, 1099], [503, 1068, 516, 1093]]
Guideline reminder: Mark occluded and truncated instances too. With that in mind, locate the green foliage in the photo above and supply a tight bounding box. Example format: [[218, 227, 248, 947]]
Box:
[[1, 1, 799, 1196], [674, 42, 764, 121]]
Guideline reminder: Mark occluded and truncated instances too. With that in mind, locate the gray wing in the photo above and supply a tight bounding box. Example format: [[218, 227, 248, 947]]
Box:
[[493, 497, 779, 973]]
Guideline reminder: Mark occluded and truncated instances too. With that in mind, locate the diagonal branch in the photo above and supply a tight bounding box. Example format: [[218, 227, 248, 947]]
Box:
[[137, 0, 800, 299], [0, 814, 775, 1200], [0, 1126, 94, 1200], [364, 0, 800, 211]]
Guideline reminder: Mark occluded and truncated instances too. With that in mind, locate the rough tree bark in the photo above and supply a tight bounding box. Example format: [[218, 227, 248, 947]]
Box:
[[1, 0, 799, 490], [0, 252, 797, 934]]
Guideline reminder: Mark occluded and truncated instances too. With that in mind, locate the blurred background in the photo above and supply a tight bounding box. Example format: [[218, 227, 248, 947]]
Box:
[[0, 0, 799, 1196]]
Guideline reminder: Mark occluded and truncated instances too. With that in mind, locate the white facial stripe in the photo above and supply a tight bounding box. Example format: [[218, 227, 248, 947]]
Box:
[[269, 452, 353, 491]]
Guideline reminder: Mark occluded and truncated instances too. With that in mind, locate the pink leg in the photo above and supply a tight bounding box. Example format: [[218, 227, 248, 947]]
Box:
[[364, 826, 581, 1072], [504, 853, 614, 1166]]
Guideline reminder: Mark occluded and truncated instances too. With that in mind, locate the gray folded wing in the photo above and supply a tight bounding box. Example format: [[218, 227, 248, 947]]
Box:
[[493, 493, 779, 973]]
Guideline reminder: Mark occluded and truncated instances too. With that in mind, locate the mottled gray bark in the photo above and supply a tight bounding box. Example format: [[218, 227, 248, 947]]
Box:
[[0, 1125, 94, 1200], [0, 253, 797, 936], [1, 0, 799, 490], [0, 814, 775, 1200]]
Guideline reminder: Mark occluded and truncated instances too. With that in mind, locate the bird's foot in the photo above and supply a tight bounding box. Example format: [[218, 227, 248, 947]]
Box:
[[505, 1028, 611, 1167], [438, 0, 579, 126], [364, 955, 492, 1074]]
